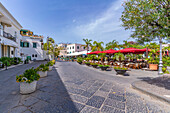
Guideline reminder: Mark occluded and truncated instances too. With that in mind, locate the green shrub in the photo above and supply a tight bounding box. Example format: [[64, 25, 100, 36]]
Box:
[[16, 67, 40, 83], [114, 66, 127, 70], [85, 62, 90, 65], [37, 64, 49, 72], [90, 63, 98, 66]]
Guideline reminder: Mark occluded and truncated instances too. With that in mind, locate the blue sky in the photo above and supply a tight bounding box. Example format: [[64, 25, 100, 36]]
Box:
[[1, 0, 131, 44]]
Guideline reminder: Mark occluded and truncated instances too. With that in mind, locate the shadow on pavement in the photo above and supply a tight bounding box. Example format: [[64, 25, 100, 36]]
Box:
[[137, 76, 170, 90], [29, 67, 80, 112]]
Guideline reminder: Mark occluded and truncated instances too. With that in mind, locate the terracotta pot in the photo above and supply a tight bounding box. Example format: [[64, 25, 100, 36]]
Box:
[[149, 64, 158, 70]]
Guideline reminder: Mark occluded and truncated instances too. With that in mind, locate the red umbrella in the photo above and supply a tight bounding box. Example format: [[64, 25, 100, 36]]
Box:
[[118, 48, 137, 54], [103, 49, 117, 54], [133, 48, 151, 54], [118, 48, 150, 54], [87, 51, 103, 55]]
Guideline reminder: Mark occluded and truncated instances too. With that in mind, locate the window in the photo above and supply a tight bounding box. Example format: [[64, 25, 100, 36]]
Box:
[[20, 41, 23, 47], [72, 46, 74, 49], [84, 47, 85, 49], [70, 47, 71, 49], [33, 43, 37, 48], [23, 42, 29, 47], [23, 31, 26, 35], [32, 54, 34, 57], [77, 46, 79, 49], [11, 51, 13, 55], [35, 54, 37, 57]]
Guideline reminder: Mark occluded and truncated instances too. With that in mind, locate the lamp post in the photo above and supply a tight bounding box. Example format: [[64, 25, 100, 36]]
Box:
[[158, 37, 163, 75], [47, 37, 49, 61]]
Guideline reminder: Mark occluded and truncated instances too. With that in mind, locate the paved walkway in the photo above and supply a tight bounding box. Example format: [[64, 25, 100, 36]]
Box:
[[0, 61, 170, 113]]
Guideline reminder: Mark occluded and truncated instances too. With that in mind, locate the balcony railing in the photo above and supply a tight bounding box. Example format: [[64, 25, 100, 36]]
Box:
[[3, 31, 16, 42]]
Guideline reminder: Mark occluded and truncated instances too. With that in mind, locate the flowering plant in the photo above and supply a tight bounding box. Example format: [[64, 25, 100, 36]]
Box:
[[46, 61, 54, 66], [16, 67, 40, 83], [98, 65, 110, 68], [114, 66, 127, 70], [37, 64, 49, 72]]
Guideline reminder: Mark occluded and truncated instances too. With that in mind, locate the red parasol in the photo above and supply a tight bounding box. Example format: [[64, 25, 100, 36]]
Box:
[[87, 51, 103, 55], [103, 49, 118, 54]]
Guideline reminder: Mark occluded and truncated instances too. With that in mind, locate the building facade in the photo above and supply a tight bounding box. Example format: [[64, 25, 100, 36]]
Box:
[[67, 43, 91, 54], [0, 3, 22, 58], [58, 43, 67, 57], [20, 29, 44, 60]]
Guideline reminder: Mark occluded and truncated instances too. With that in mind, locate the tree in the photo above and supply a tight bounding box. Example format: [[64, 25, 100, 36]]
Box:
[[82, 39, 92, 53], [43, 37, 55, 60], [121, 0, 169, 43], [54, 45, 64, 57], [92, 41, 104, 51], [105, 40, 119, 50]]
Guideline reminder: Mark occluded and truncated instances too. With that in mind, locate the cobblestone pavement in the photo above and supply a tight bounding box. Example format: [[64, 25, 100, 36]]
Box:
[[0, 61, 170, 113]]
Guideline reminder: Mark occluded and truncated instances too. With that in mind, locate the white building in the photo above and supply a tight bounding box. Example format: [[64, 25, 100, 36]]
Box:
[[0, 2, 22, 58], [67, 43, 91, 54], [20, 29, 44, 60], [58, 43, 67, 57]]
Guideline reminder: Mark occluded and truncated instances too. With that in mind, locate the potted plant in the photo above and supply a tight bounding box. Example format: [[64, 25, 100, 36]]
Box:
[[91, 63, 98, 68], [146, 49, 159, 70], [98, 65, 110, 71], [77, 57, 83, 64], [85, 62, 91, 66], [163, 56, 170, 73], [37, 64, 49, 77], [114, 66, 128, 75], [46, 61, 54, 71], [16, 67, 40, 94]]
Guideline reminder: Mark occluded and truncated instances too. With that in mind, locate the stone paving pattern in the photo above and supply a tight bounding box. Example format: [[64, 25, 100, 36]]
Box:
[[0, 61, 169, 113]]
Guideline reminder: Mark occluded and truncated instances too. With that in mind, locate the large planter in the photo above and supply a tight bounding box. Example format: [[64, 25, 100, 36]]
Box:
[[92, 65, 98, 68], [78, 62, 82, 65], [86, 64, 90, 66], [114, 69, 127, 75], [149, 64, 158, 70], [100, 67, 108, 71], [38, 71, 47, 77], [20, 81, 37, 94], [49, 66, 53, 71]]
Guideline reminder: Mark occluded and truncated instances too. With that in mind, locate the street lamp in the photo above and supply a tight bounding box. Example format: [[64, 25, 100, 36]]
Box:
[[158, 37, 163, 75]]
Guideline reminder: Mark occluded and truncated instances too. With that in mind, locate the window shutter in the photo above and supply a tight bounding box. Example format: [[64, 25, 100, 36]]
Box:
[[20, 42, 23, 47], [27, 42, 29, 47]]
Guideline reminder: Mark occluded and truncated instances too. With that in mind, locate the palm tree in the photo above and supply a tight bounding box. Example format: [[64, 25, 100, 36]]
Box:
[[54, 45, 64, 57], [82, 39, 92, 53], [105, 40, 119, 50], [92, 41, 104, 51]]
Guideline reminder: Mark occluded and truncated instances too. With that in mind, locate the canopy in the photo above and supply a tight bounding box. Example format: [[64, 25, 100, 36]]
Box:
[[87, 51, 103, 55], [118, 48, 150, 54], [103, 49, 117, 54], [67, 50, 91, 56]]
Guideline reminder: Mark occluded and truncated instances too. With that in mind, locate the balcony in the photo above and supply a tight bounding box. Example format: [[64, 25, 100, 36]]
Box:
[[3, 31, 16, 42]]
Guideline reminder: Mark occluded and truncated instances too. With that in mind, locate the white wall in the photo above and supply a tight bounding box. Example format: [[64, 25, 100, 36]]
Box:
[[21, 36, 44, 60], [67, 43, 91, 54]]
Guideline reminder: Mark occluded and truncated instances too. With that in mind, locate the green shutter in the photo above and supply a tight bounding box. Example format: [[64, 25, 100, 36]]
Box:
[[20, 42, 23, 47], [27, 42, 29, 47], [33, 43, 37, 48]]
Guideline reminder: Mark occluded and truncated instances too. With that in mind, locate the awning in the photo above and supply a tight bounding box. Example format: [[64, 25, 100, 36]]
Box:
[[0, 36, 18, 48], [67, 50, 91, 56], [87, 51, 103, 55]]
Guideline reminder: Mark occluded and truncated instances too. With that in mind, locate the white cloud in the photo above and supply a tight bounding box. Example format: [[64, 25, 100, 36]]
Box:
[[73, 0, 131, 44]]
